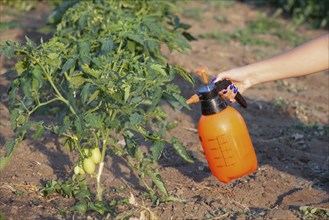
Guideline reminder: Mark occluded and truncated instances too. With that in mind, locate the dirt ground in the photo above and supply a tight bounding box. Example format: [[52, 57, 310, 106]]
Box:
[[0, 1, 328, 220]]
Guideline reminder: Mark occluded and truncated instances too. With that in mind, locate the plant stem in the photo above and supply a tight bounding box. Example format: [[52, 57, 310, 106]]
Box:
[[27, 97, 62, 118], [96, 129, 110, 201], [96, 161, 104, 201]]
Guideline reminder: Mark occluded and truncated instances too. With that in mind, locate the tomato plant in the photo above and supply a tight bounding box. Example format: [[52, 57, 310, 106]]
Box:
[[0, 0, 196, 215]]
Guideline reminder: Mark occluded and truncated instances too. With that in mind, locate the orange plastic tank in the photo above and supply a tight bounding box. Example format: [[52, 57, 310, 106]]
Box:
[[194, 84, 257, 183]]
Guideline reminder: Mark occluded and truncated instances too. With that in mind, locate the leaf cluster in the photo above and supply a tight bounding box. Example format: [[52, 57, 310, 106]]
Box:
[[241, 0, 329, 28], [41, 177, 116, 216]]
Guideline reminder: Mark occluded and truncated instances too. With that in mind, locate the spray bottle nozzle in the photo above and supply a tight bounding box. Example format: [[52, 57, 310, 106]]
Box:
[[195, 66, 209, 84], [186, 94, 200, 105]]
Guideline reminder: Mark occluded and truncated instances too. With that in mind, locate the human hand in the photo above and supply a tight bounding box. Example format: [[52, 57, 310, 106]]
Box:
[[212, 67, 253, 103]]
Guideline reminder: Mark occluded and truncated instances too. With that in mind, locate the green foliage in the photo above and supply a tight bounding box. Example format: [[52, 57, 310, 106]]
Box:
[[247, 13, 305, 46], [0, 0, 195, 216], [299, 206, 329, 219], [0, 21, 20, 32], [0, 214, 5, 220], [41, 177, 117, 216], [242, 0, 329, 28], [272, 0, 329, 28], [0, 0, 36, 11], [0, 0, 65, 11]]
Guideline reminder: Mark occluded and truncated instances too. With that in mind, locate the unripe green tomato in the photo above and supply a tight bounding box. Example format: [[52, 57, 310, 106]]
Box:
[[73, 165, 80, 175], [90, 148, 101, 164], [83, 158, 96, 174], [79, 166, 85, 175], [74, 165, 85, 175]]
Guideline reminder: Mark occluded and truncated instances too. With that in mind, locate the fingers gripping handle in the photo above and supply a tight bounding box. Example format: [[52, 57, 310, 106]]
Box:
[[215, 80, 247, 108]]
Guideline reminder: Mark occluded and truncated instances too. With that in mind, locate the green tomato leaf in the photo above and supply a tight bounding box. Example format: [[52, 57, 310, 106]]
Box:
[[87, 202, 105, 215], [75, 189, 91, 200], [5, 139, 16, 157], [145, 169, 168, 196], [87, 90, 100, 104], [79, 41, 91, 65], [178, 23, 192, 30], [145, 19, 161, 36], [15, 59, 25, 75], [173, 16, 180, 28], [21, 77, 32, 98], [124, 85, 131, 102], [146, 40, 160, 57], [9, 109, 19, 130], [127, 40, 135, 54], [75, 116, 84, 135], [150, 141, 165, 161], [0, 154, 13, 171], [135, 147, 143, 163], [131, 96, 143, 104], [48, 53, 58, 59], [4, 45, 15, 58], [81, 64, 101, 78], [61, 58, 76, 74], [84, 113, 102, 129], [71, 201, 87, 214], [175, 65, 194, 85], [100, 38, 114, 54], [150, 64, 166, 76], [171, 137, 193, 163], [129, 113, 143, 125], [126, 33, 144, 45], [8, 85, 18, 109], [166, 84, 180, 93], [32, 66, 43, 83], [81, 84, 91, 104], [69, 75, 85, 88], [172, 93, 190, 110], [151, 90, 162, 107], [34, 125, 45, 140], [182, 31, 198, 41]]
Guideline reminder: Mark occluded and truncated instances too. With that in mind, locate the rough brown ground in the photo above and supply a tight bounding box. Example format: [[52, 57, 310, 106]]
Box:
[[0, 1, 328, 219]]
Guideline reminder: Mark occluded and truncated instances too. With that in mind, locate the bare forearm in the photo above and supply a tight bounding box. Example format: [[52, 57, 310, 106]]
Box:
[[245, 33, 329, 86]]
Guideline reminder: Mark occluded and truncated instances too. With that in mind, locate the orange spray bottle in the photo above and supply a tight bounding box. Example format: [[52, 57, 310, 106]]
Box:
[[187, 68, 257, 183]]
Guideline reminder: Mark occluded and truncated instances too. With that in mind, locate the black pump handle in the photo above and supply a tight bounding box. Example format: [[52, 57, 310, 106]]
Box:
[[215, 80, 247, 108]]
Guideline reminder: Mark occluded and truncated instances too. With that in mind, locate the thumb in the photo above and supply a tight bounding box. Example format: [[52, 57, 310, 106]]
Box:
[[213, 71, 231, 83]]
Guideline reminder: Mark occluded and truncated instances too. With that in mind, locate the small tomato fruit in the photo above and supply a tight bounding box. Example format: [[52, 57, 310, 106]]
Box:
[[79, 166, 85, 175], [91, 148, 101, 164], [74, 165, 85, 175], [73, 165, 80, 175], [83, 158, 96, 174]]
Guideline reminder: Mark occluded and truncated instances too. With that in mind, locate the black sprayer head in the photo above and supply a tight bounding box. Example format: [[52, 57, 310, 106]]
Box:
[[198, 84, 227, 115]]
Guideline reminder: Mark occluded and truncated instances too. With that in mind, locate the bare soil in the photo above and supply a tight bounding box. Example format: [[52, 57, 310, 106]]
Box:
[[0, 1, 328, 220]]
